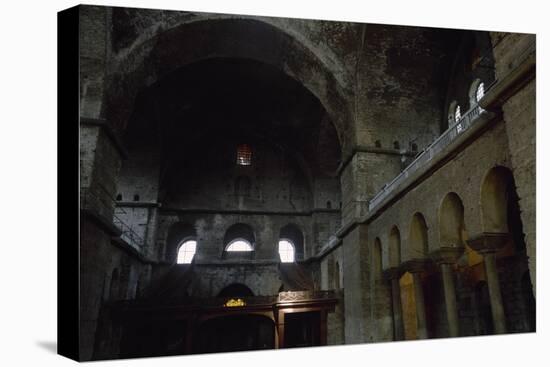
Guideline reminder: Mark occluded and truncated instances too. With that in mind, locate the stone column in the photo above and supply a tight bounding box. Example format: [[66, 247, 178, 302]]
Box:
[[412, 272, 428, 339], [440, 264, 459, 337], [404, 260, 429, 339], [483, 251, 506, 334], [467, 233, 510, 334], [384, 267, 404, 340], [430, 248, 463, 337]]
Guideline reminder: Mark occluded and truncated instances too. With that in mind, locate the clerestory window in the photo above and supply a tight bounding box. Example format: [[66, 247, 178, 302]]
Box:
[[177, 240, 197, 264], [236, 144, 252, 166], [226, 239, 253, 252], [278, 239, 295, 263], [476, 82, 485, 102], [454, 105, 462, 123]]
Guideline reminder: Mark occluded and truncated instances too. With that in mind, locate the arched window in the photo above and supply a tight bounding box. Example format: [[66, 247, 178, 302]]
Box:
[[448, 101, 459, 126], [454, 105, 462, 123], [236, 144, 252, 166], [375, 140, 382, 148], [476, 82, 485, 102], [116, 194, 122, 201], [278, 239, 295, 263], [393, 141, 400, 150], [469, 79, 486, 107], [279, 224, 304, 261], [409, 212, 429, 259], [226, 238, 253, 252], [223, 223, 255, 259], [177, 240, 197, 264], [133, 194, 140, 202], [167, 222, 197, 263]]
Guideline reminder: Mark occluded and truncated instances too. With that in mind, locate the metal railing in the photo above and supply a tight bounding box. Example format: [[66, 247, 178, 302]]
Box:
[[81, 186, 145, 249], [136, 290, 337, 307], [112, 211, 145, 250], [368, 102, 489, 212], [366, 38, 535, 214]]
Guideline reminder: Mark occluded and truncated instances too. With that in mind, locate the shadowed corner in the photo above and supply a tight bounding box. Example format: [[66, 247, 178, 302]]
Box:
[[36, 341, 57, 354]]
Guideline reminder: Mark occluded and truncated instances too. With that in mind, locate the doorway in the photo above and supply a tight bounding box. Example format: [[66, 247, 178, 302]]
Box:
[[284, 311, 321, 348], [195, 314, 275, 353]]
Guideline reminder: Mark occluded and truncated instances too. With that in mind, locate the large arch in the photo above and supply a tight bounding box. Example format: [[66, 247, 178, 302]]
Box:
[[388, 226, 401, 269], [408, 213, 429, 260], [480, 166, 515, 233], [480, 166, 534, 303], [104, 17, 353, 156], [438, 192, 466, 248], [119, 56, 342, 203]]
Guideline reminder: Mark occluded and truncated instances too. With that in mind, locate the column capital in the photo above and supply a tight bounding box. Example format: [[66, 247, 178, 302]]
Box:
[[383, 266, 404, 280], [402, 259, 432, 274], [429, 247, 464, 265], [466, 232, 511, 254]]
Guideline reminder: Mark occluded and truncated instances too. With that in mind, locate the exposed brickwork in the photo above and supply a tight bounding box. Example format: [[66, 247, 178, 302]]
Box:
[[367, 121, 511, 261], [75, 5, 535, 360], [485, 31, 536, 294]]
